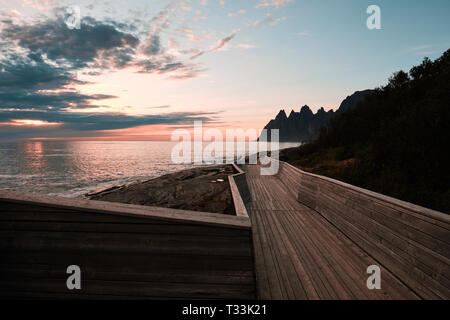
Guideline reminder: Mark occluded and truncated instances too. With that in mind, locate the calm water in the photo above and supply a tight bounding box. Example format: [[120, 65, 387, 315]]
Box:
[[0, 140, 300, 197]]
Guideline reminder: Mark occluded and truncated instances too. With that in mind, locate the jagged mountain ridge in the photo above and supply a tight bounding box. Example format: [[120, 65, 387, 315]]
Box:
[[260, 90, 373, 142]]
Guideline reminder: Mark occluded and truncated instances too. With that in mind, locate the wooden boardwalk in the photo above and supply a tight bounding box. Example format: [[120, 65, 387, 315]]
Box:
[[245, 164, 420, 300], [0, 191, 255, 299], [1, 162, 448, 299]]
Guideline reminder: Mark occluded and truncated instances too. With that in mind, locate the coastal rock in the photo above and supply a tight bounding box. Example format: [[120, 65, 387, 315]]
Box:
[[87, 165, 235, 215]]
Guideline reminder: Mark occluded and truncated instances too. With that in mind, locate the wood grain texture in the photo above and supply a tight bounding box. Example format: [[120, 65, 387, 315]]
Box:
[[287, 162, 450, 300], [229, 163, 251, 216], [0, 193, 255, 299], [0, 191, 251, 229], [228, 164, 250, 218], [245, 160, 448, 300]]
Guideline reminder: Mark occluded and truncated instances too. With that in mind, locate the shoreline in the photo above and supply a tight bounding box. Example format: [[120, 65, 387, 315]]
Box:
[[86, 164, 236, 215]]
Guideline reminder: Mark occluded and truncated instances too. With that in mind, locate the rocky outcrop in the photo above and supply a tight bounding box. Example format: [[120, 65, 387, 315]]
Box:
[[260, 90, 373, 142], [87, 165, 235, 215]]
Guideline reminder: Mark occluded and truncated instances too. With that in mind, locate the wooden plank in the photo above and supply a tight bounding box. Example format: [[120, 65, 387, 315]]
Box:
[[317, 205, 447, 299], [2, 249, 254, 271], [317, 187, 450, 275], [284, 208, 418, 299], [0, 192, 251, 229], [316, 191, 450, 288], [250, 209, 286, 299], [284, 161, 450, 224], [282, 209, 361, 299], [248, 213, 271, 299], [245, 161, 447, 300], [0, 219, 250, 237], [259, 208, 306, 299], [0, 192, 256, 299], [228, 175, 249, 217], [0, 230, 252, 257], [0, 279, 255, 299], [0, 263, 255, 286], [264, 209, 320, 299]]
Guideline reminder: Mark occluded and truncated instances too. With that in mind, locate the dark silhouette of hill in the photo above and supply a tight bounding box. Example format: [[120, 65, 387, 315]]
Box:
[[336, 89, 374, 114], [260, 90, 372, 142], [280, 49, 450, 213]]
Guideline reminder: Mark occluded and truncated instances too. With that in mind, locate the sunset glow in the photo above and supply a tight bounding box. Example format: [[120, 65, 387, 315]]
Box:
[[5, 119, 62, 126], [0, 0, 449, 141]]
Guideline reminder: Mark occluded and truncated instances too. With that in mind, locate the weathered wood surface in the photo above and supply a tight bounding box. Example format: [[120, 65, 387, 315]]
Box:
[[228, 163, 250, 217], [289, 162, 450, 300], [0, 191, 250, 229], [245, 161, 449, 300], [0, 191, 255, 299]]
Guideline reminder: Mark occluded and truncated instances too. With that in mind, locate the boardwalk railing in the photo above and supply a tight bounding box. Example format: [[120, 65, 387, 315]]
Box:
[[228, 163, 251, 217], [278, 161, 450, 299], [0, 191, 255, 299]]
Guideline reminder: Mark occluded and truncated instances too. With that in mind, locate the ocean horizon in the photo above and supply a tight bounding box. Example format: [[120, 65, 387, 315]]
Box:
[[0, 140, 300, 197]]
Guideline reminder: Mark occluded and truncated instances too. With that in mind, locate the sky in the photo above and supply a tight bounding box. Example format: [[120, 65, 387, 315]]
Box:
[[0, 0, 449, 140]]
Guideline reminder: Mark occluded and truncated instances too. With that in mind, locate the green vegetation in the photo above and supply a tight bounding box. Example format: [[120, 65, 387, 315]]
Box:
[[280, 49, 450, 213]]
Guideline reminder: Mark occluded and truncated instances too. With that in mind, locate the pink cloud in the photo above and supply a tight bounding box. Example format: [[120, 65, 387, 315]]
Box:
[[22, 0, 59, 11], [180, 0, 192, 12], [251, 16, 286, 28], [168, 37, 179, 48], [237, 43, 256, 49], [213, 31, 237, 51], [255, 0, 294, 8], [190, 30, 237, 60]]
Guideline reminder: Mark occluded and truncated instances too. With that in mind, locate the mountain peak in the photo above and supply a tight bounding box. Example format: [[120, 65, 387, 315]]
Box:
[[300, 105, 311, 112], [275, 109, 288, 120], [288, 110, 298, 119], [259, 90, 373, 142]]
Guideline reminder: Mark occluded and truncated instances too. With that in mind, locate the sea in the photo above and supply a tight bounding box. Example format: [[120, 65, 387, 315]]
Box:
[[0, 140, 300, 197]]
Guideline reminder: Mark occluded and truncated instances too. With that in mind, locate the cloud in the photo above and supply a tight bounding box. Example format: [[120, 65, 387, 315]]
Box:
[[0, 90, 116, 111], [167, 38, 179, 50], [190, 30, 238, 59], [0, 13, 200, 76], [213, 31, 237, 51], [255, 0, 294, 8], [190, 51, 205, 60], [193, 15, 208, 21], [174, 27, 204, 42], [134, 58, 205, 79], [1, 16, 139, 70], [0, 110, 219, 132], [228, 9, 246, 17], [22, 0, 59, 11], [0, 55, 81, 91], [140, 34, 162, 56], [149, 105, 171, 109], [250, 16, 286, 28], [0, 17, 126, 115], [237, 43, 256, 49], [0, 12, 204, 83], [180, 1, 192, 12], [0, 10, 210, 138], [0, 53, 112, 112]]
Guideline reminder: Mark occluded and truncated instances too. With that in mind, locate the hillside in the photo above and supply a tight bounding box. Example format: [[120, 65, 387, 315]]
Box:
[[280, 49, 450, 213], [259, 90, 372, 142]]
